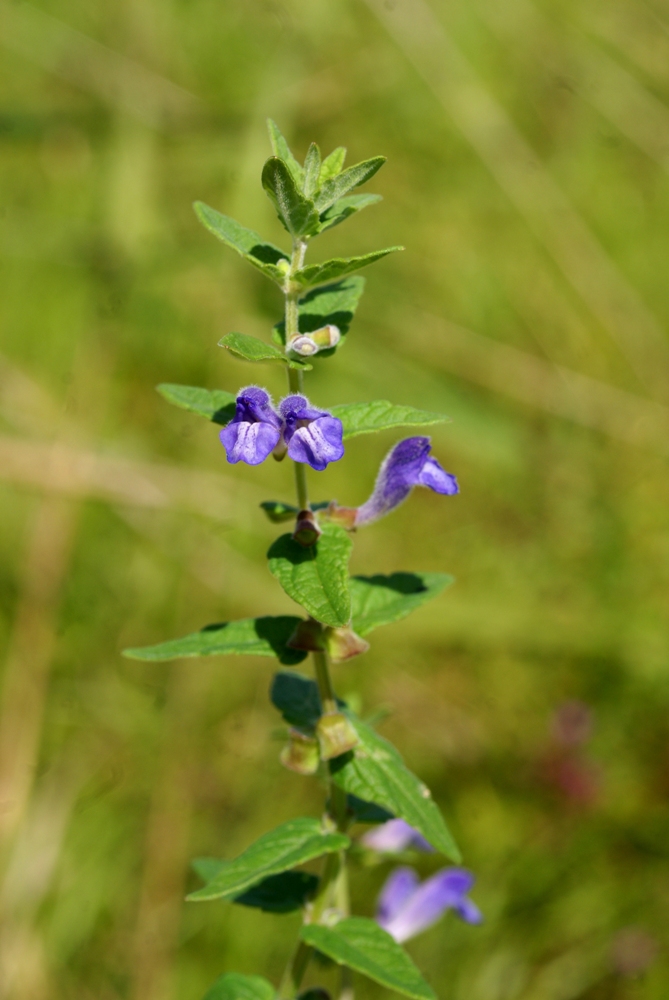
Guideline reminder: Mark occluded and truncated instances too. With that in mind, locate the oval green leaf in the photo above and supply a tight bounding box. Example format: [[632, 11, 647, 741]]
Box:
[[300, 918, 436, 1000], [267, 523, 352, 628], [123, 616, 306, 666], [203, 972, 276, 1000], [330, 718, 461, 861], [187, 817, 349, 901], [350, 572, 455, 635], [331, 401, 450, 439], [156, 383, 236, 425], [294, 248, 403, 289], [219, 332, 312, 371]]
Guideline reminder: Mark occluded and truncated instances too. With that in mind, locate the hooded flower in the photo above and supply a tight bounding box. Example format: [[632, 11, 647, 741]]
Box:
[[376, 866, 482, 943], [362, 819, 434, 853], [279, 394, 344, 472], [219, 387, 282, 465], [355, 437, 458, 526]]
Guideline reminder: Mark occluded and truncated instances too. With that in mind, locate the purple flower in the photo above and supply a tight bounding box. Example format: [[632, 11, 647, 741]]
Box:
[[355, 437, 458, 526], [279, 395, 344, 472], [219, 387, 282, 465], [362, 819, 434, 854], [376, 866, 482, 943]]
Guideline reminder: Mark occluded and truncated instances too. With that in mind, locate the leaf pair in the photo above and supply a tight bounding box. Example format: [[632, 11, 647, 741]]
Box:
[[157, 382, 450, 440], [122, 573, 454, 663]]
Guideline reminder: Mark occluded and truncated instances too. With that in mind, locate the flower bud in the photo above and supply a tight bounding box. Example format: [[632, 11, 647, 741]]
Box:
[[325, 625, 370, 663], [310, 324, 341, 349], [292, 509, 322, 547], [287, 618, 325, 652], [276, 258, 291, 275], [316, 712, 359, 760], [280, 729, 320, 775], [289, 335, 319, 356]]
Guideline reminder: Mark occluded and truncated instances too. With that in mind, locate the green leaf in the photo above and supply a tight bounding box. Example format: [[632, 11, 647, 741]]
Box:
[[203, 972, 275, 1000], [300, 918, 436, 1000], [330, 718, 461, 861], [314, 157, 386, 213], [350, 573, 455, 636], [267, 118, 304, 186], [303, 142, 321, 199], [270, 670, 345, 729], [294, 248, 403, 289], [187, 817, 349, 901], [331, 401, 450, 440], [193, 202, 287, 283], [267, 523, 352, 628], [319, 146, 346, 183], [219, 332, 312, 371], [262, 157, 320, 239], [318, 194, 382, 233], [156, 384, 236, 425], [273, 277, 365, 347], [123, 616, 307, 666], [193, 860, 318, 913], [347, 794, 394, 825]]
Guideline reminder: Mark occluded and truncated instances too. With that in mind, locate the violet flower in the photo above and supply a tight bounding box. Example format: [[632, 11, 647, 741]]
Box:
[[355, 437, 458, 526], [376, 866, 482, 943], [362, 819, 434, 853], [219, 387, 282, 466], [279, 394, 344, 472]]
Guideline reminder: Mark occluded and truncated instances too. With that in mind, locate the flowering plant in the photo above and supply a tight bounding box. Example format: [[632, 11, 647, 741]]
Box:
[[125, 122, 479, 1000]]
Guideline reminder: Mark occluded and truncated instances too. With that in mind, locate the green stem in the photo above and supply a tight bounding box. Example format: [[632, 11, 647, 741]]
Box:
[[278, 236, 352, 998], [278, 940, 312, 1000], [313, 649, 337, 715]]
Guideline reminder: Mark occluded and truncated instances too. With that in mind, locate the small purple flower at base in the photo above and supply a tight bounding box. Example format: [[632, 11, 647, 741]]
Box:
[[376, 866, 482, 943], [362, 819, 434, 853], [279, 395, 344, 472], [219, 387, 282, 466], [355, 437, 458, 526]]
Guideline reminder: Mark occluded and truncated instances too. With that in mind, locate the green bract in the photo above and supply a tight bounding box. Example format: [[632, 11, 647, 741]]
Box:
[[128, 121, 472, 1000]]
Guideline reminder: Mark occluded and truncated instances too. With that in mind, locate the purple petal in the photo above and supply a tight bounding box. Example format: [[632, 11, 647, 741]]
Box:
[[234, 386, 282, 428], [219, 421, 280, 465], [454, 897, 483, 925], [286, 415, 344, 471], [362, 819, 433, 853], [376, 867, 420, 930], [355, 437, 458, 526], [381, 868, 480, 943], [418, 457, 459, 495], [279, 394, 327, 429], [435, 868, 475, 895]]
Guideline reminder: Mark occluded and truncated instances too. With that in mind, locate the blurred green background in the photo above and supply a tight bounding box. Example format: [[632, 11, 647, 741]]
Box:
[[1, 0, 669, 997]]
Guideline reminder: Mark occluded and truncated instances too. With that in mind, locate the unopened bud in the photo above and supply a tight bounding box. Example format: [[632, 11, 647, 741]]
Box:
[[287, 618, 325, 652], [289, 335, 319, 356], [310, 324, 341, 349], [323, 502, 357, 530], [325, 626, 370, 663], [276, 258, 291, 275], [316, 712, 359, 760], [272, 438, 288, 462], [280, 729, 320, 775], [292, 509, 322, 547]]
